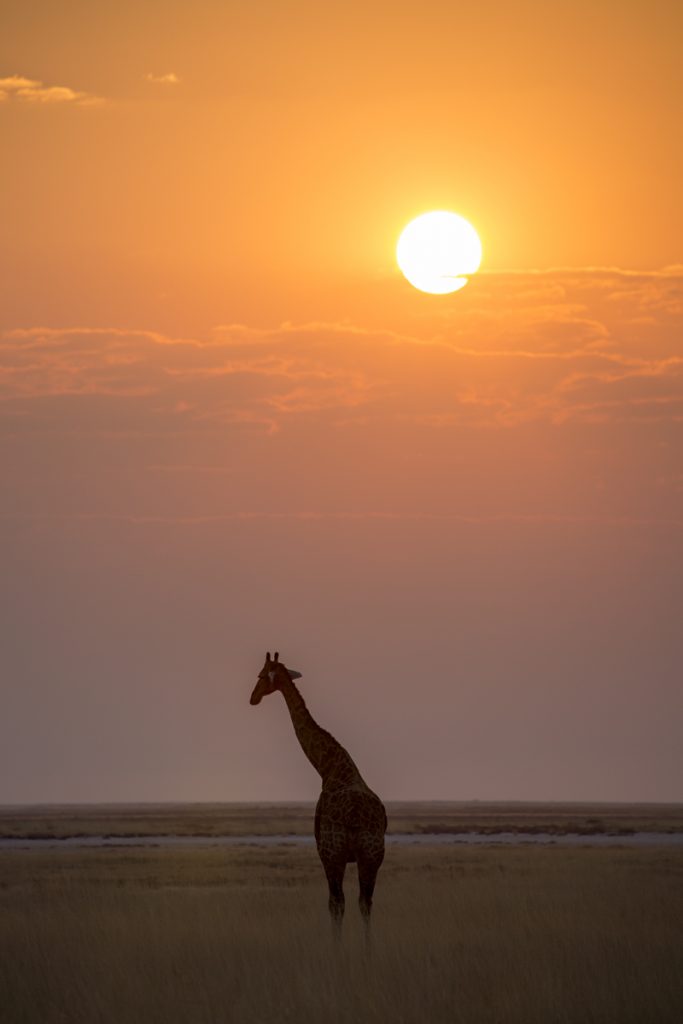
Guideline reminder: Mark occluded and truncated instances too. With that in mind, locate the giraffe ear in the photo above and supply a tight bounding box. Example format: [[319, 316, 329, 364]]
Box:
[[289, 669, 302, 680]]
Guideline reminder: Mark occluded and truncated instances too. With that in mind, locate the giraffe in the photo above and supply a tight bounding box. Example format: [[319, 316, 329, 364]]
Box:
[[250, 651, 387, 930]]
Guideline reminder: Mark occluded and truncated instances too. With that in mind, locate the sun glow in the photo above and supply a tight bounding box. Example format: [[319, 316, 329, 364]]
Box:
[[397, 211, 482, 294]]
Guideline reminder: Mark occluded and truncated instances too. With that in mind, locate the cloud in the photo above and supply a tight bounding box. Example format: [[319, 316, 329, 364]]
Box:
[[1, 268, 682, 433], [2, 510, 680, 529], [0, 74, 104, 106], [1, 270, 681, 527], [145, 72, 180, 85]]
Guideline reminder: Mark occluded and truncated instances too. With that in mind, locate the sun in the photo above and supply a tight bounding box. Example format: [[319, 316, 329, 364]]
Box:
[[397, 211, 482, 294]]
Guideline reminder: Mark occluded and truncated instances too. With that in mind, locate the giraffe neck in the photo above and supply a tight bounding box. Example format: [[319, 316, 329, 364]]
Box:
[[279, 677, 362, 786]]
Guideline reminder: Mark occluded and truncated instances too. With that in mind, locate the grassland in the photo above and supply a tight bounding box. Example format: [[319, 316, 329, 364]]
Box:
[[1, 800, 681, 839], [1, 840, 682, 1024]]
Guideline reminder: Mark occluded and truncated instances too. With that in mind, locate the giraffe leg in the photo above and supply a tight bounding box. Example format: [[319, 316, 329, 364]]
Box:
[[323, 860, 346, 936], [357, 858, 379, 923]]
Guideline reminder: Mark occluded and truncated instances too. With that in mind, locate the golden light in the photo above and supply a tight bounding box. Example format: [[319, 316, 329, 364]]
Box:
[[396, 211, 482, 294]]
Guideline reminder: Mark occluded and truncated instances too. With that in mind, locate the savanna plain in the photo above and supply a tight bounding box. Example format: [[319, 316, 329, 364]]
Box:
[[1, 804, 682, 1024]]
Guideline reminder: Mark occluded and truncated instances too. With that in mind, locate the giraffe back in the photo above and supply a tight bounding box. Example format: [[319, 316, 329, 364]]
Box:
[[315, 783, 387, 865]]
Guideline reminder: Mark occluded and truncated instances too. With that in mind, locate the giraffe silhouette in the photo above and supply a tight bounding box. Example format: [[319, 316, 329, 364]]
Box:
[[250, 651, 387, 930]]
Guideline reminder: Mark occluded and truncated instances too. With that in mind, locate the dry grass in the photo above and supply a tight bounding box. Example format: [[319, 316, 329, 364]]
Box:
[[1, 843, 682, 1023], [2, 800, 681, 839]]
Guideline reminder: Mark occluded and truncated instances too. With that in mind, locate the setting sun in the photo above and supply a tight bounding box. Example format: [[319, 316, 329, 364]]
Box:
[[396, 211, 482, 294]]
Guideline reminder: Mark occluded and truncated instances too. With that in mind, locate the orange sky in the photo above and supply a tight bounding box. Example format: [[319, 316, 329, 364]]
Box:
[[1, 1, 681, 802]]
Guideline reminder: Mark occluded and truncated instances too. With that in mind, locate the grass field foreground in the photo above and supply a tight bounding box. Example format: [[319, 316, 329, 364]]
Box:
[[1, 842, 682, 1023]]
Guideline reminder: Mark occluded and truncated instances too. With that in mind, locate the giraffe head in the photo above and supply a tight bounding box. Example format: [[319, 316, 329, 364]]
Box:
[[250, 651, 302, 705]]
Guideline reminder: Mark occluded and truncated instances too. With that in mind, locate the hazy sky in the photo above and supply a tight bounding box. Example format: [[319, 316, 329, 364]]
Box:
[[1, 1, 681, 803]]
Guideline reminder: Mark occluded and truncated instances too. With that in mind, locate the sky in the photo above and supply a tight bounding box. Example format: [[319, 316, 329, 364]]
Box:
[[1, 0, 682, 804]]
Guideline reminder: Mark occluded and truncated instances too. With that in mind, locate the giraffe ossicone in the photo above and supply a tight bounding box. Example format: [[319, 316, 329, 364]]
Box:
[[249, 650, 386, 931]]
